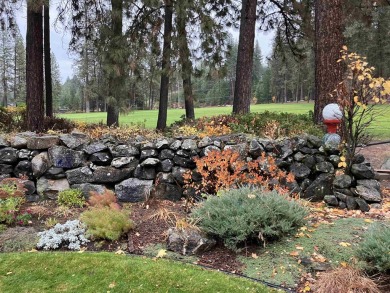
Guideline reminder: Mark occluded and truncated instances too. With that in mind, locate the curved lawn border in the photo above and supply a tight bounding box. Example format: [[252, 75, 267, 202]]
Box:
[[0, 252, 273, 292]]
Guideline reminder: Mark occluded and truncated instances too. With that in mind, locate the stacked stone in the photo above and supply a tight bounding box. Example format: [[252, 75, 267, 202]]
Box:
[[0, 132, 383, 211]]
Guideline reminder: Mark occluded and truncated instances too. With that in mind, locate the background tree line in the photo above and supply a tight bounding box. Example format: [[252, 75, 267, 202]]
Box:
[[1, 0, 390, 131]]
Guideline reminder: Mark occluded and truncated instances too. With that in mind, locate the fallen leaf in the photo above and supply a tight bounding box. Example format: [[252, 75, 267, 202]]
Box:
[[339, 242, 351, 247], [364, 219, 373, 223], [290, 251, 299, 257], [6, 272, 13, 275], [251, 253, 258, 259], [156, 249, 167, 258], [108, 282, 116, 289], [135, 232, 140, 237], [296, 246, 304, 250], [115, 249, 125, 255], [340, 262, 348, 267]]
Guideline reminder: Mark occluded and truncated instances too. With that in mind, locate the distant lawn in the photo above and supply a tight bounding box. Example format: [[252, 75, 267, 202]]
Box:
[[59, 102, 390, 139], [0, 252, 272, 293]]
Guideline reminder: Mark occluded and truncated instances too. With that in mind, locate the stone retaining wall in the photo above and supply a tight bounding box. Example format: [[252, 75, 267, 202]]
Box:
[[0, 131, 382, 212]]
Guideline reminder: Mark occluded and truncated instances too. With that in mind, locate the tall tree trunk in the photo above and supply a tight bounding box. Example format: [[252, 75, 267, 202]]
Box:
[[44, 3, 52, 117], [156, 0, 173, 131], [83, 3, 90, 113], [233, 0, 257, 115], [106, 0, 124, 127], [177, 6, 195, 120], [314, 0, 344, 123], [26, 1, 44, 132]]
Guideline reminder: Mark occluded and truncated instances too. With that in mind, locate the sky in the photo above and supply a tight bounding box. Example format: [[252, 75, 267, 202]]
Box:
[[16, 3, 274, 83]]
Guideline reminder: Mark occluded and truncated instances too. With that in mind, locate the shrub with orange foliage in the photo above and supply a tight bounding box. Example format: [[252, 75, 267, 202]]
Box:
[[88, 189, 121, 210], [184, 149, 295, 196]]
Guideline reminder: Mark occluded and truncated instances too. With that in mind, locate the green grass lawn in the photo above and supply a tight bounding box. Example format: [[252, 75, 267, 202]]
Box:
[[0, 252, 273, 293], [59, 102, 390, 139]]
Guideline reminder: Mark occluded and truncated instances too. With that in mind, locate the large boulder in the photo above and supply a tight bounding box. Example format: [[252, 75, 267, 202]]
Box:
[[36, 177, 70, 199], [151, 183, 182, 201], [66, 166, 94, 185], [59, 133, 90, 149], [14, 160, 33, 179], [302, 173, 334, 201], [27, 135, 59, 150], [110, 144, 139, 157], [31, 152, 52, 178], [333, 174, 352, 189], [115, 178, 153, 202], [290, 162, 311, 180], [111, 157, 138, 169], [92, 166, 131, 183], [355, 185, 381, 202], [351, 163, 375, 179], [167, 227, 216, 255], [71, 183, 107, 199], [0, 147, 18, 164], [84, 142, 108, 155], [48, 146, 85, 169]]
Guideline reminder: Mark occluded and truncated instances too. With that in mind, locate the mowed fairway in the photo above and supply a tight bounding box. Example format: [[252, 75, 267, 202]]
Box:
[[59, 102, 390, 139]]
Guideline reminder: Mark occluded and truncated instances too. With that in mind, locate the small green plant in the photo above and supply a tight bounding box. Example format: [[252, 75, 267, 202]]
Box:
[[0, 197, 25, 225], [0, 178, 27, 199], [191, 187, 308, 250], [57, 189, 85, 208], [44, 217, 59, 228], [356, 222, 390, 273], [80, 207, 133, 241]]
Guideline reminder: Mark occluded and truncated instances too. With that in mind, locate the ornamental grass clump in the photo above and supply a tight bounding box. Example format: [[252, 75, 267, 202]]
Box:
[[191, 187, 308, 250], [356, 222, 390, 273]]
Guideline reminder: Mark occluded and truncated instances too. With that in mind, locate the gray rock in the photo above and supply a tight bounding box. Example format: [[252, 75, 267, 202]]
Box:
[[160, 159, 174, 172], [170, 140, 182, 150], [48, 146, 85, 169], [89, 152, 112, 165], [21, 179, 36, 195], [181, 139, 197, 151], [334, 188, 355, 197], [140, 149, 158, 160], [351, 163, 375, 179], [66, 166, 94, 185], [357, 179, 381, 191], [110, 144, 139, 157], [10, 135, 29, 149], [17, 149, 30, 159], [59, 133, 90, 149], [159, 149, 175, 160], [156, 172, 175, 184], [328, 155, 341, 167], [151, 183, 182, 201], [156, 139, 170, 150], [173, 155, 195, 169], [0, 135, 9, 147], [115, 178, 153, 202], [300, 178, 312, 191], [355, 198, 370, 212], [167, 227, 216, 255], [36, 177, 70, 199], [176, 150, 190, 158], [355, 185, 381, 202], [293, 152, 306, 162], [202, 145, 220, 156], [0, 147, 18, 164], [14, 161, 33, 179], [134, 165, 155, 180], [27, 135, 59, 150], [84, 142, 108, 154], [346, 196, 358, 210], [44, 167, 66, 179], [333, 174, 352, 189], [71, 183, 107, 199], [249, 139, 264, 158], [302, 155, 316, 170], [92, 166, 131, 183], [307, 135, 322, 148], [223, 143, 247, 157], [290, 162, 311, 179], [339, 201, 346, 209], [334, 191, 347, 202], [172, 166, 190, 185], [324, 195, 339, 206], [198, 137, 212, 148], [315, 162, 334, 173], [111, 157, 138, 169], [0, 164, 13, 174], [140, 158, 160, 167], [31, 152, 52, 178], [381, 157, 390, 169], [352, 154, 365, 164], [302, 173, 334, 202]]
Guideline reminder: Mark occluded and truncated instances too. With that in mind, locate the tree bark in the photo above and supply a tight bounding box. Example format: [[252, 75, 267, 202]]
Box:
[[26, 2, 44, 132], [156, 0, 173, 130], [177, 6, 195, 120], [314, 0, 344, 124], [44, 3, 52, 117], [232, 0, 257, 115], [106, 0, 124, 127]]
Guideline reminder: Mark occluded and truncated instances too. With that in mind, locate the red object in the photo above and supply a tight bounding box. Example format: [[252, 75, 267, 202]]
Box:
[[324, 119, 341, 133]]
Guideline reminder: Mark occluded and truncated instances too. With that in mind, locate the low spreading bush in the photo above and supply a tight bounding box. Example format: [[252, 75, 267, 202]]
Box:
[[88, 189, 121, 210], [0, 178, 28, 225], [191, 187, 308, 250], [57, 189, 85, 208], [356, 222, 390, 273], [37, 220, 89, 250], [80, 207, 133, 241]]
